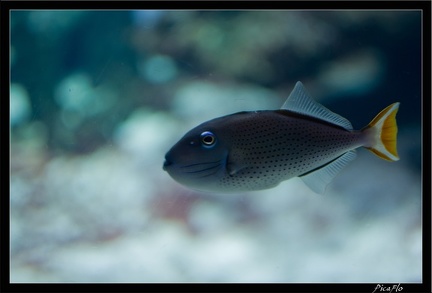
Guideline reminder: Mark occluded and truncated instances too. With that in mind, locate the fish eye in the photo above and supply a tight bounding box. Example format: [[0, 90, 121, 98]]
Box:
[[200, 131, 216, 148]]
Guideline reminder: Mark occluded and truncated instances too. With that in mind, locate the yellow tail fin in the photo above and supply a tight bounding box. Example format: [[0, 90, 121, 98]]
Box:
[[363, 102, 400, 161]]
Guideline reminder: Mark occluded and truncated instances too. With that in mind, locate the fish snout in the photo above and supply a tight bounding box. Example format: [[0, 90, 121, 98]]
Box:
[[163, 153, 174, 171], [163, 158, 172, 171]]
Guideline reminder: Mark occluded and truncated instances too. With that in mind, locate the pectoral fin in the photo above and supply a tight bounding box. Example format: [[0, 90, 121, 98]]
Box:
[[225, 154, 247, 176]]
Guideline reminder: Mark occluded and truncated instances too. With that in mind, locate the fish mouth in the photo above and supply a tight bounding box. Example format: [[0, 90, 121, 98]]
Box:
[[163, 159, 172, 171], [163, 157, 222, 179], [163, 148, 225, 184], [163, 152, 175, 171], [179, 160, 223, 178]]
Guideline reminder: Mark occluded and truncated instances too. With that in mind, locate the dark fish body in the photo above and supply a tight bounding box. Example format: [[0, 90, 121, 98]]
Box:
[[163, 82, 399, 194]]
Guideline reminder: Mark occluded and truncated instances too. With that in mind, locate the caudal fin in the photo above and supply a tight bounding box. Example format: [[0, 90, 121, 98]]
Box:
[[362, 102, 400, 161]]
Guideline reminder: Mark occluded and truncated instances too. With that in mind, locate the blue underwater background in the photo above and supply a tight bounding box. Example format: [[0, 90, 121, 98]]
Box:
[[10, 10, 422, 282]]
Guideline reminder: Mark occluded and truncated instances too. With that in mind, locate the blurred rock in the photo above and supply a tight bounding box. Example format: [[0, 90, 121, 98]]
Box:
[[131, 10, 165, 29], [55, 73, 117, 117], [172, 81, 281, 126], [138, 54, 178, 84], [10, 83, 31, 126], [317, 49, 384, 98], [113, 108, 179, 164], [27, 10, 85, 38]]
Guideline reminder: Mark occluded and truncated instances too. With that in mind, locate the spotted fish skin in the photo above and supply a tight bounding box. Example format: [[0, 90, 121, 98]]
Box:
[[163, 82, 399, 194], [216, 110, 364, 192]]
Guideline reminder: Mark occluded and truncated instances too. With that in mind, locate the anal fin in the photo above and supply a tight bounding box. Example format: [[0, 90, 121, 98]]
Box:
[[299, 150, 357, 194]]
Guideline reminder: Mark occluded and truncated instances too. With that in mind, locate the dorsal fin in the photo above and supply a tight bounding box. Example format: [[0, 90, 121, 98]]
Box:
[[282, 81, 353, 131]]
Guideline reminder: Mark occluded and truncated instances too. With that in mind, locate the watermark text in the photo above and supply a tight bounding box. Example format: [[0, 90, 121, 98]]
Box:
[[372, 284, 403, 293]]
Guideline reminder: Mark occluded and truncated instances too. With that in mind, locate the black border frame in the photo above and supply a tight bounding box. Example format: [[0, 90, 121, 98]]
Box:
[[1, 1, 430, 292]]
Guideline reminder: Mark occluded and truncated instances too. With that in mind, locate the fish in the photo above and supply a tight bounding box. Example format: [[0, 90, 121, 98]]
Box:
[[163, 81, 399, 194]]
